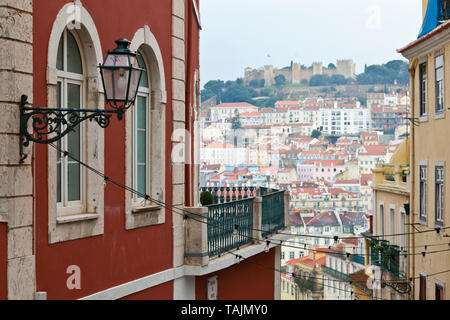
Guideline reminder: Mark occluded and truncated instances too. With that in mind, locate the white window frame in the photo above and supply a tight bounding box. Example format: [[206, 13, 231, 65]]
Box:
[[390, 205, 396, 245], [125, 27, 167, 230], [55, 76, 86, 217], [379, 203, 385, 239], [435, 162, 445, 226], [434, 54, 444, 115], [131, 64, 151, 206], [419, 61, 427, 120], [419, 163, 428, 223], [46, 3, 105, 244], [55, 29, 86, 217]]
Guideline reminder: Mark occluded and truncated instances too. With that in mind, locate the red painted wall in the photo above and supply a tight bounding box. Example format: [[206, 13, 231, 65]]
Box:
[[32, 0, 194, 299], [195, 250, 276, 300], [185, 0, 200, 207], [0, 223, 7, 300]]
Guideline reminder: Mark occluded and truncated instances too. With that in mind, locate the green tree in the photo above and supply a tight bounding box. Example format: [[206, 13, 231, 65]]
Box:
[[201, 89, 216, 102], [274, 74, 286, 87], [231, 115, 242, 129], [311, 129, 321, 139], [204, 80, 224, 95], [249, 79, 265, 88], [221, 83, 253, 103], [330, 74, 348, 85], [309, 74, 330, 86], [356, 60, 409, 85]]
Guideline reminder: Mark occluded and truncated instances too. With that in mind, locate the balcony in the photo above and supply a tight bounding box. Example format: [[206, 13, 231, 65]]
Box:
[[322, 265, 349, 282], [369, 239, 405, 279], [372, 164, 409, 195], [185, 187, 290, 266], [350, 254, 365, 265]]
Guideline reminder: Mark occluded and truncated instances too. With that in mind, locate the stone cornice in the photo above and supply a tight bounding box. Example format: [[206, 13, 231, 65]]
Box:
[[399, 24, 450, 59]]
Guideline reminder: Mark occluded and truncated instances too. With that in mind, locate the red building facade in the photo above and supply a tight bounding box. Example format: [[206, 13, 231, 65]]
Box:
[[0, 0, 288, 300]]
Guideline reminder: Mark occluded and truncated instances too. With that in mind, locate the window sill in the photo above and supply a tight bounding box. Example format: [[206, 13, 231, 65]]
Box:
[[131, 205, 161, 215], [56, 213, 100, 224], [434, 112, 445, 120], [419, 115, 428, 123], [126, 205, 165, 230], [418, 217, 428, 227], [435, 220, 444, 228]]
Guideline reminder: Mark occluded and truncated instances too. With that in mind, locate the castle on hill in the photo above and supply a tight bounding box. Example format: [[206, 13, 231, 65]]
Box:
[[244, 59, 356, 86]]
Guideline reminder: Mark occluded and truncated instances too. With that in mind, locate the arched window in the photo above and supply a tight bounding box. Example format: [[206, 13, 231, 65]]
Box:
[[131, 51, 151, 200], [47, 2, 105, 244], [125, 26, 166, 230], [56, 28, 85, 211]]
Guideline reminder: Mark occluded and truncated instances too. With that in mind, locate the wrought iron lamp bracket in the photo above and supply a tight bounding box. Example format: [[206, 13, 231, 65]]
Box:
[[19, 94, 127, 163], [381, 280, 412, 294]]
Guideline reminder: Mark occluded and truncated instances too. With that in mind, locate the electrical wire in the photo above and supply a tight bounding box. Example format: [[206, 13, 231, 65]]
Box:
[[52, 141, 450, 260], [48, 143, 450, 298], [51, 142, 450, 246]]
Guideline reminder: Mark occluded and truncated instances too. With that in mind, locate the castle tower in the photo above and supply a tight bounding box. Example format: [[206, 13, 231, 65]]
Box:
[[244, 67, 254, 85], [264, 65, 274, 87], [312, 62, 323, 75], [336, 59, 356, 79], [292, 63, 301, 84]]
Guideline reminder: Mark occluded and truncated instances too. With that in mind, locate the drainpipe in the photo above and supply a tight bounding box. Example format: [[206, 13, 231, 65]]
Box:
[[408, 57, 418, 300]]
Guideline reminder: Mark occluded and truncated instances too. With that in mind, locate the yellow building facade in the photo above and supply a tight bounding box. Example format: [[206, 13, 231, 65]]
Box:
[[399, 0, 450, 300], [371, 138, 411, 300]]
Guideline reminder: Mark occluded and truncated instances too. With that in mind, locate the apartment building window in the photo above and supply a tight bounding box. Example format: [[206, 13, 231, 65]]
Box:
[[419, 62, 427, 116], [435, 55, 444, 113], [420, 166, 427, 221], [390, 207, 396, 245], [290, 252, 295, 259], [380, 204, 385, 238], [400, 209, 406, 249], [56, 29, 85, 212], [420, 274, 427, 300], [435, 165, 444, 226], [435, 282, 444, 300], [132, 51, 150, 200]]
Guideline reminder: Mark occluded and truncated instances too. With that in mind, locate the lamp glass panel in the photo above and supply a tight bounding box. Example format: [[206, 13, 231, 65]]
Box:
[[128, 68, 143, 103], [113, 68, 130, 101], [104, 53, 130, 67]]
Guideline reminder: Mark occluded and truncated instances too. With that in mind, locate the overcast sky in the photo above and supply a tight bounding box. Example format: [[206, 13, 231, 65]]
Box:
[[199, 0, 423, 87]]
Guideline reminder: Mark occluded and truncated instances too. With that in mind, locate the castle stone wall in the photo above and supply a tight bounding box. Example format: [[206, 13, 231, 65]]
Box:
[[244, 59, 356, 86]]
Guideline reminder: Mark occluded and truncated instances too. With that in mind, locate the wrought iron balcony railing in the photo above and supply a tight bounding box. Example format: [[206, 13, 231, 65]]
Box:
[[261, 190, 285, 238], [322, 265, 349, 282], [369, 239, 404, 279], [184, 188, 289, 266], [207, 198, 254, 258], [350, 254, 365, 266]]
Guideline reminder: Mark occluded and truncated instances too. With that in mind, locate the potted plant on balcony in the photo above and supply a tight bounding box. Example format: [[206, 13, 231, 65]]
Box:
[[384, 246, 398, 271], [200, 190, 214, 206]]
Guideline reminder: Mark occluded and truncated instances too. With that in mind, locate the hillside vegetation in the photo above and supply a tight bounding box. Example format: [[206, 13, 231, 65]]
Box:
[[201, 60, 409, 107]]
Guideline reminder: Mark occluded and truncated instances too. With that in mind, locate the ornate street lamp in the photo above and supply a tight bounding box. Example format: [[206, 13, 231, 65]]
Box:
[[99, 38, 143, 112], [19, 38, 143, 162]]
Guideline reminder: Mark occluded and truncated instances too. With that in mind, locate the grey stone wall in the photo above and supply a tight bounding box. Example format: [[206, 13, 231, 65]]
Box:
[[243, 59, 356, 87], [0, 0, 35, 300]]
